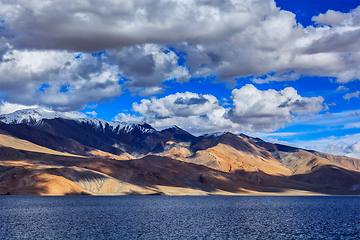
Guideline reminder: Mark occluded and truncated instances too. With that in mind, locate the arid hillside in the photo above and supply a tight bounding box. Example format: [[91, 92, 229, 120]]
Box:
[[0, 112, 360, 195]]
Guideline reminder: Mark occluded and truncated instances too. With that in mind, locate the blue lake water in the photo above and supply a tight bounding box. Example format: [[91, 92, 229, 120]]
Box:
[[0, 195, 359, 239]]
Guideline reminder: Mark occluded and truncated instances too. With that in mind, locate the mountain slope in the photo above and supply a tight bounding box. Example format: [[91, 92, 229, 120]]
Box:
[[0, 109, 360, 195], [185, 143, 291, 176], [0, 121, 92, 156], [1, 146, 359, 195], [0, 130, 84, 158]]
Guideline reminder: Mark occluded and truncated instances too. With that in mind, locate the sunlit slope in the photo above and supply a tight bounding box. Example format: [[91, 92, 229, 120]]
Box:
[[0, 116, 360, 195], [159, 133, 290, 176], [0, 161, 91, 195], [1, 147, 360, 195], [0, 152, 248, 195], [184, 143, 291, 176], [253, 139, 360, 174], [0, 158, 159, 195], [161, 133, 360, 176]]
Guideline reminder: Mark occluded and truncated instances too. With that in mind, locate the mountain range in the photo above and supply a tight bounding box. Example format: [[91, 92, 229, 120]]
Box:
[[0, 108, 359, 195]]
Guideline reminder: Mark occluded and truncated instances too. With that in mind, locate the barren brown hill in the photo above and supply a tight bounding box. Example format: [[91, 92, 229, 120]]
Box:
[[249, 136, 360, 174], [1, 144, 359, 195], [0, 117, 360, 195]]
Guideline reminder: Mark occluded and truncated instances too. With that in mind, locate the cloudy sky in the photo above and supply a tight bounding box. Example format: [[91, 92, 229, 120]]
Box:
[[0, 0, 360, 158]]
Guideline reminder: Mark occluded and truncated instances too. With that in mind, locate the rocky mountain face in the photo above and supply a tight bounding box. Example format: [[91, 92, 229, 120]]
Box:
[[0, 109, 360, 195]]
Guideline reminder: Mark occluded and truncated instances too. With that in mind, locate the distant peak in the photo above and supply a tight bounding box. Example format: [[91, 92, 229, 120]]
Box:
[[74, 118, 154, 134], [0, 108, 68, 125], [0, 108, 156, 134]]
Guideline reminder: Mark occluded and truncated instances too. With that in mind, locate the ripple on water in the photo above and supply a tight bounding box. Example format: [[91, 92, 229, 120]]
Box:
[[0, 195, 359, 239]]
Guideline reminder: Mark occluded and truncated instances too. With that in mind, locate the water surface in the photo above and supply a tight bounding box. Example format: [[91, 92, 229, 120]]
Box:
[[0, 196, 359, 239]]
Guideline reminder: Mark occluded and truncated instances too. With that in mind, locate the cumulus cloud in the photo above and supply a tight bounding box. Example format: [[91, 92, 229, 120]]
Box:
[[312, 10, 350, 26], [107, 44, 189, 92], [115, 85, 325, 134], [344, 91, 360, 100], [116, 92, 235, 134], [0, 50, 122, 111], [326, 141, 360, 159], [133, 92, 221, 118], [226, 84, 325, 132], [0, 0, 277, 51], [1, 0, 360, 112]]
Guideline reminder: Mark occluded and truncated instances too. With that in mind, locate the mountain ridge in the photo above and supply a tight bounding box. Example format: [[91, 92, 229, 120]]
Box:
[[0, 109, 359, 195]]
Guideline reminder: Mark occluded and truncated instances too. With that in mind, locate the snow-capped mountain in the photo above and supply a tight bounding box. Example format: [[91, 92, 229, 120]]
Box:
[[75, 118, 154, 134], [0, 108, 158, 156], [1, 108, 360, 197], [0, 108, 66, 125], [0, 108, 154, 134]]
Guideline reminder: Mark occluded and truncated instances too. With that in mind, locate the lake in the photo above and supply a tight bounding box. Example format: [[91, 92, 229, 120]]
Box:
[[0, 195, 359, 239]]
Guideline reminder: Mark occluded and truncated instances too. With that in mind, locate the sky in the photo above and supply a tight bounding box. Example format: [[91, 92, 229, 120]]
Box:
[[0, 0, 360, 158]]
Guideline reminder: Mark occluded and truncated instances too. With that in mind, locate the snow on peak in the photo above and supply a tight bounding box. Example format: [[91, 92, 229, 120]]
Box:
[[0, 108, 66, 125], [0, 108, 155, 135], [74, 118, 154, 134]]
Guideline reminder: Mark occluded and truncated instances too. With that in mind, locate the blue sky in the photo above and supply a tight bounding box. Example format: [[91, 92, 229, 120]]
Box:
[[0, 0, 360, 158]]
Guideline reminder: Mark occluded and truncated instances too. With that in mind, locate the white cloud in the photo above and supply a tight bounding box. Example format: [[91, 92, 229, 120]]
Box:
[[117, 85, 325, 134], [326, 141, 360, 159], [108, 44, 189, 92], [312, 10, 350, 26], [0, 50, 122, 111], [0, 0, 278, 51], [63, 111, 87, 119], [252, 72, 301, 84], [336, 85, 349, 91], [86, 103, 98, 109], [226, 84, 325, 132], [86, 111, 97, 118], [114, 113, 144, 123], [133, 92, 221, 118], [0, 101, 38, 114], [1, 0, 360, 112], [117, 92, 236, 134], [138, 87, 164, 97], [344, 91, 360, 100]]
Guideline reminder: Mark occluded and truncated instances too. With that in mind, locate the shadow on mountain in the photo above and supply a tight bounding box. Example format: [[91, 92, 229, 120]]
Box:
[[1, 145, 360, 195], [289, 165, 360, 194], [233, 165, 360, 195], [77, 155, 246, 193], [75, 155, 360, 195], [0, 122, 91, 156], [0, 166, 49, 195]]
